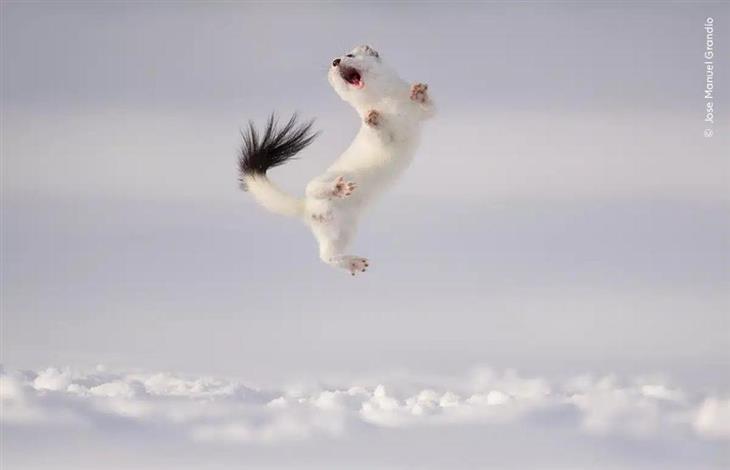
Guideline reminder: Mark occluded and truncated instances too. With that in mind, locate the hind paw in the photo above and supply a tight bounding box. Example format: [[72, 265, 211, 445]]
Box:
[[332, 176, 356, 198], [345, 257, 370, 276]]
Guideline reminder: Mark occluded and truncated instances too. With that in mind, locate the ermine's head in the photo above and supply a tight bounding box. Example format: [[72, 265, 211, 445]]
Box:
[[328, 45, 403, 110]]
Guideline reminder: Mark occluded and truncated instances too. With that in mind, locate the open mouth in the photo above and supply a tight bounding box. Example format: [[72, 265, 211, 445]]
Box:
[[339, 65, 364, 88]]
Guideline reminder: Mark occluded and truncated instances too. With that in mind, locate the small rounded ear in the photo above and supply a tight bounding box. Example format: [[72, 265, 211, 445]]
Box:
[[363, 45, 380, 59]]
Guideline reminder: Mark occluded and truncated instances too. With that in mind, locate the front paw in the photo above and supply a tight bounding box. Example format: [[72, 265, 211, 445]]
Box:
[[332, 175, 356, 198], [364, 110, 380, 127], [410, 83, 429, 104]]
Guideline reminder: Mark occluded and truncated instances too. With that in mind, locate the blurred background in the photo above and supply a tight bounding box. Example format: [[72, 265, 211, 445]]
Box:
[[3, 1, 728, 389]]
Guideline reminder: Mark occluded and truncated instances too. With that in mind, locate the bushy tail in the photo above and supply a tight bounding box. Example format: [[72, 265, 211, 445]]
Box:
[[238, 113, 318, 218]]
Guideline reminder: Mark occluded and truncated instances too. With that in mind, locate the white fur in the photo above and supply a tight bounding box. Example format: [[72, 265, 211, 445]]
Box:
[[245, 45, 434, 275]]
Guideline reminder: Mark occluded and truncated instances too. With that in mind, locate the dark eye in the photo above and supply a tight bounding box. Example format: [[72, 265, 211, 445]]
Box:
[[346, 54, 354, 58]]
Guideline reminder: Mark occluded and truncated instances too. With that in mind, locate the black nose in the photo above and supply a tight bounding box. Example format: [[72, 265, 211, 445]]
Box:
[[332, 58, 341, 67]]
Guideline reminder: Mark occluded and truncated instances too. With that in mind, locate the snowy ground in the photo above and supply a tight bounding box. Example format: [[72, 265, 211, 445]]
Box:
[[2, 364, 728, 469]]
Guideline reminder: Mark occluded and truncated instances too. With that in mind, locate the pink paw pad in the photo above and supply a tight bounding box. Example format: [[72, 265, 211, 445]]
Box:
[[348, 257, 370, 276], [332, 176, 356, 198], [365, 110, 380, 127], [410, 83, 429, 104]]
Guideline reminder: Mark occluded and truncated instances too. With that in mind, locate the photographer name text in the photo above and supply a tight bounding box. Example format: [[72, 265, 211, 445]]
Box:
[[704, 17, 715, 138]]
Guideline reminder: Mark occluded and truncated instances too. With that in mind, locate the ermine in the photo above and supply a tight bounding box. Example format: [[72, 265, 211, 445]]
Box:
[[238, 45, 434, 275]]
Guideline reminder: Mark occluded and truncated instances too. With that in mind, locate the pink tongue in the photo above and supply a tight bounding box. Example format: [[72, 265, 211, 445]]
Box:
[[353, 79, 364, 89]]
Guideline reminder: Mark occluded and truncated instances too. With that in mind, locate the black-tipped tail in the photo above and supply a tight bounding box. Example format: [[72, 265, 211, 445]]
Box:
[[238, 113, 318, 190]]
